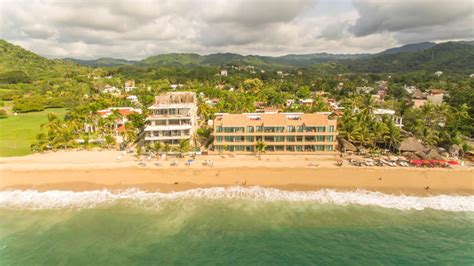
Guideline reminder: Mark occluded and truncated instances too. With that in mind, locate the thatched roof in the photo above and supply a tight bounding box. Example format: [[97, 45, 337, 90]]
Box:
[[415, 151, 428, 159], [339, 138, 357, 152], [394, 137, 427, 152], [426, 148, 443, 160]]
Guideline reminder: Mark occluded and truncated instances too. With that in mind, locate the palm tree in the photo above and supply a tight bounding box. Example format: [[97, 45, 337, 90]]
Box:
[[177, 139, 192, 157], [152, 141, 162, 154], [163, 143, 172, 155], [360, 93, 376, 122], [256, 141, 267, 159], [384, 121, 402, 151], [371, 121, 388, 147], [418, 125, 439, 146], [339, 115, 362, 144]]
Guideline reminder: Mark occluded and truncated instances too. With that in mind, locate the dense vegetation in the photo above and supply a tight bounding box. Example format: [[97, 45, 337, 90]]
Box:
[[0, 39, 473, 157]]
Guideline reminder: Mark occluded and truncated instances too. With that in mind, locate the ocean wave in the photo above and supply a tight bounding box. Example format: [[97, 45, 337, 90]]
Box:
[[0, 187, 473, 212]]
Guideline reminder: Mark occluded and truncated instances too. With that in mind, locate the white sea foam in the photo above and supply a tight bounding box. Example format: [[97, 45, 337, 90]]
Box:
[[0, 187, 473, 212]]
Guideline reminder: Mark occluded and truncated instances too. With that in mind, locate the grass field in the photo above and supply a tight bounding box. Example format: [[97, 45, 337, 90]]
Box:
[[0, 108, 67, 157]]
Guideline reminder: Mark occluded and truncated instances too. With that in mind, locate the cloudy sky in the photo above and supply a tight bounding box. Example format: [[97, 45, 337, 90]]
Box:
[[1, 0, 472, 59]]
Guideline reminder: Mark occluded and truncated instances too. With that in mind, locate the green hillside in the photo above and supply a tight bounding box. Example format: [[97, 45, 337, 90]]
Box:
[[0, 40, 88, 82], [64, 57, 137, 67], [338, 42, 474, 73]]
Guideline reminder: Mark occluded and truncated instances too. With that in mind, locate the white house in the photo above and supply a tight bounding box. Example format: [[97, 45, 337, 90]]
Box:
[[124, 80, 136, 92]]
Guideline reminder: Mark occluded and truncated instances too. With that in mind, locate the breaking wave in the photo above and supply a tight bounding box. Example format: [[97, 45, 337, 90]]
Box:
[[0, 187, 473, 212]]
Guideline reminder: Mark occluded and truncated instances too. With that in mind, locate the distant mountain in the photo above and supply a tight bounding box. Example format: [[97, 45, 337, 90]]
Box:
[[380, 42, 436, 55], [338, 42, 474, 73], [7, 38, 467, 73], [64, 57, 137, 67], [136, 52, 369, 68]]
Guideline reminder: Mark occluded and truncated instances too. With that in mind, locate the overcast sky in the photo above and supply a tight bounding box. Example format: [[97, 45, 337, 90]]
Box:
[[1, 0, 472, 59]]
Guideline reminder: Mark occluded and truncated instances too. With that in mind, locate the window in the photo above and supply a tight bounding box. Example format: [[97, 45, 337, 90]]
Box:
[[286, 136, 295, 142], [224, 136, 233, 142], [264, 136, 275, 142], [286, 145, 295, 151], [316, 135, 324, 142], [224, 127, 244, 133], [246, 136, 254, 142], [246, 126, 254, 133], [315, 145, 325, 151], [275, 136, 285, 142], [297, 136, 303, 142], [326, 145, 334, 151], [296, 145, 303, 151], [235, 145, 245, 151], [297, 126, 304, 132], [216, 126, 222, 133], [275, 145, 285, 151], [328, 126, 335, 132], [234, 136, 244, 142], [305, 136, 315, 142], [216, 136, 223, 143], [256, 126, 263, 132], [326, 135, 334, 142], [287, 126, 295, 132], [264, 127, 284, 133]]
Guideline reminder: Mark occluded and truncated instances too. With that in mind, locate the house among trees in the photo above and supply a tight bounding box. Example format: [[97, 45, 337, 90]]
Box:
[[96, 107, 142, 143], [373, 109, 404, 128], [101, 84, 120, 95], [124, 80, 136, 92], [412, 89, 445, 108]]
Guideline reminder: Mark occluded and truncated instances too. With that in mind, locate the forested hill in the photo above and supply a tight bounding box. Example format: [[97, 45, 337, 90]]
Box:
[[0, 40, 87, 83], [337, 42, 474, 74], [61, 40, 474, 73], [379, 42, 436, 54], [64, 57, 137, 67], [2, 39, 474, 76]]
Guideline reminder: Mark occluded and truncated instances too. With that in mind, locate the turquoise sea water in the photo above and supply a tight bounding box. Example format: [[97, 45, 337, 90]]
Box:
[[0, 187, 473, 265]]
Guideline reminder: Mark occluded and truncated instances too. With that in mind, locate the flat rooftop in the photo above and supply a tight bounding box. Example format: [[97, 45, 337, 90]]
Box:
[[214, 113, 337, 127]]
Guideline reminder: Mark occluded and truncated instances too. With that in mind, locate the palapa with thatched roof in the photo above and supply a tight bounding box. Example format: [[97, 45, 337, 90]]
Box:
[[426, 148, 443, 160], [338, 138, 357, 152], [394, 137, 427, 153]]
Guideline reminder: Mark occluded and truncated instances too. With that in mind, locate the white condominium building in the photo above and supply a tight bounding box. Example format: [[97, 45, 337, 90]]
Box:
[[145, 92, 198, 144]]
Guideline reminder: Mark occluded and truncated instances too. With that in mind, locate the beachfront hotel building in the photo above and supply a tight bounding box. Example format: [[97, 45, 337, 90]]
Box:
[[144, 92, 198, 144], [212, 112, 338, 153]]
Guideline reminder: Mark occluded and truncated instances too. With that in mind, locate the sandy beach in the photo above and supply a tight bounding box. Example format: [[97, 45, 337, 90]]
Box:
[[0, 150, 473, 196]]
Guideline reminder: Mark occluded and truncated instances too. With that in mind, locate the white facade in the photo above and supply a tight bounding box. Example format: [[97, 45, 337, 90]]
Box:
[[373, 108, 403, 128], [145, 92, 198, 145]]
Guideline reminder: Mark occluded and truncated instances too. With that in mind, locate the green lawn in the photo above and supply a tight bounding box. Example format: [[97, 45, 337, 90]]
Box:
[[0, 108, 67, 157]]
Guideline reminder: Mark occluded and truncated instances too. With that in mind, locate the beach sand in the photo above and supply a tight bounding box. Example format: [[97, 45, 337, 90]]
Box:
[[0, 150, 473, 196]]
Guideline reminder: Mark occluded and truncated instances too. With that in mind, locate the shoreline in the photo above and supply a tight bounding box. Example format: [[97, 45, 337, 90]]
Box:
[[1, 167, 473, 196], [0, 150, 472, 196]]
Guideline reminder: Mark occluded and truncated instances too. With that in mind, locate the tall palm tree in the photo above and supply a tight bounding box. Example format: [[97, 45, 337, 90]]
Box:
[[256, 141, 267, 159], [360, 93, 376, 122], [177, 139, 192, 156], [384, 121, 402, 151], [371, 121, 388, 147]]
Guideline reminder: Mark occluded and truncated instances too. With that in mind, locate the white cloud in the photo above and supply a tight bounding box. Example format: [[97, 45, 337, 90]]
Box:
[[0, 0, 472, 59]]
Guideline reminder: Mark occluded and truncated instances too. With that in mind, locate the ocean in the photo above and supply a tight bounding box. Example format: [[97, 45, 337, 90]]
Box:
[[0, 187, 473, 265]]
